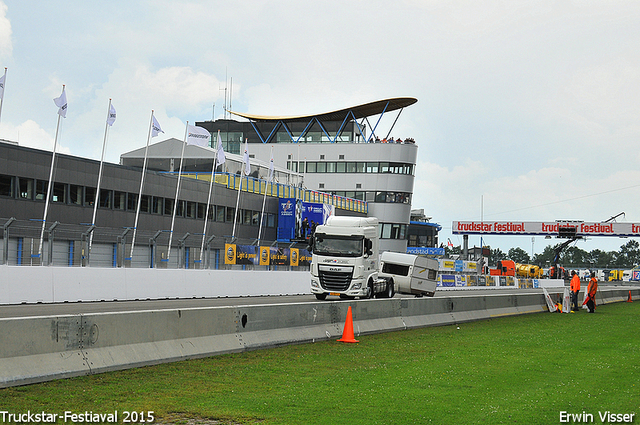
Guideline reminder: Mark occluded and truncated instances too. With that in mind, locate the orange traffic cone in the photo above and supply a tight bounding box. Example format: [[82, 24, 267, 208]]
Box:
[[627, 291, 633, 303], [337, 306, 359, 343]]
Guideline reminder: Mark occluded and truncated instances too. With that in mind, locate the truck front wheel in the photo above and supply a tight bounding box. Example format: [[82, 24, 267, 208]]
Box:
[[315, 293, 327, 300], [367, 281, 376, 299]]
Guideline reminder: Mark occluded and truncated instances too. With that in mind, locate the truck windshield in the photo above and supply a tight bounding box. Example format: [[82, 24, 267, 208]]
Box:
[[313, 233, 364, 257]]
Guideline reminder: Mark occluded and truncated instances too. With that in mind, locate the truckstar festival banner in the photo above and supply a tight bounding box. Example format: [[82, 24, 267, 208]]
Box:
[[452, 221, 640, 237]]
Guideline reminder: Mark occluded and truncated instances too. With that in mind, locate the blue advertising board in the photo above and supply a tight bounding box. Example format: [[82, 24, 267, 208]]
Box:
[[277, 198, 333, 242], [406, 247, 445, 256]]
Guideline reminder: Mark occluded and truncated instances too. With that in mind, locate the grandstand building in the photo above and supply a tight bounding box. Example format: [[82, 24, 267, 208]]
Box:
[[194, 98, 420, 252]]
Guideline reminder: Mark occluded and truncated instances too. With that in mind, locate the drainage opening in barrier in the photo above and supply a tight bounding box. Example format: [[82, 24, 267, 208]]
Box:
[[241, 314, 248, 328]]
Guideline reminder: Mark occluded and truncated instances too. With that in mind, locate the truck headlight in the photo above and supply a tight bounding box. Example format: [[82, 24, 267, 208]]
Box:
[[352, 282, 362, 290], [311, 280, 319, 288]]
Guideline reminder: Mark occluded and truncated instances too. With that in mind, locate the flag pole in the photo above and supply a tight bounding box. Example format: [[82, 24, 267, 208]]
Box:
[[167, 122, 189, 262], [0, 67, 7, 126], [257, 146, 273, 243], [89, 98, 113, 254], [232, 138, 248, 239], [199, 131, 218, 265], [38, 105, 62, 261], [232, 168, 243, 239], [38, 116, 60, 260], [129, 110, 154, 263]]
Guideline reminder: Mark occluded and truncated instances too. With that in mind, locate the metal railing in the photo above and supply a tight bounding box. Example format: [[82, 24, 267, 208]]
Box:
[[173, 172, 368, 214], [0, 217, 310, 270]]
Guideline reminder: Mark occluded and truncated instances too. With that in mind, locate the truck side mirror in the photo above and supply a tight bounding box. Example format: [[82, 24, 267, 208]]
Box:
[[364, 238, 373, 256]]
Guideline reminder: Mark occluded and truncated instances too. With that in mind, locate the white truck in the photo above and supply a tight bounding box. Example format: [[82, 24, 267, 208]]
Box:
[[378, 251, 438, 297], [309, 216, 393, 300]]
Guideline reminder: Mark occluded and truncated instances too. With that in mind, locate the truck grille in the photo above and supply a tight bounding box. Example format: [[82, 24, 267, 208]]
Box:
[[318, 265, 353, 291]]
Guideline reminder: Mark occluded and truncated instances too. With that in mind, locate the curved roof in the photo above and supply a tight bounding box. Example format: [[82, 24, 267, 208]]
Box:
[[229, 97, 417, 123]]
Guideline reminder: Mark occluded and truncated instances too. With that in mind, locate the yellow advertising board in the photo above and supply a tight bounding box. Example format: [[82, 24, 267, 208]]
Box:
[[224, 244, 236, 265], [259, 246, 270, 266]]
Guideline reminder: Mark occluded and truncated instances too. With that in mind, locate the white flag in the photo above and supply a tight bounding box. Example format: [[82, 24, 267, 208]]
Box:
[[216, 130, 226, 165], [106, 103, 116, 126], [242, 139, 250, 175], [151, 115, 164, 137], [53, 87, 68, 118], [186, 124, 210, 147], [0, 73, 5, 98]]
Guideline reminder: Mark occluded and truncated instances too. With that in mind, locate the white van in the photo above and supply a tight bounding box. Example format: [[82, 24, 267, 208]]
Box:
[[379, 252, 438, 297]]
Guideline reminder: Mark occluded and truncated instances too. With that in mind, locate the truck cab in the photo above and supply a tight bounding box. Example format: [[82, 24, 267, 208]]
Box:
[[309, 216, 391, 300]]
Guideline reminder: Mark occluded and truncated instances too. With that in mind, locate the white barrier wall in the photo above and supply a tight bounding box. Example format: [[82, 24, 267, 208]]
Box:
[[0, 266, 311, 304]]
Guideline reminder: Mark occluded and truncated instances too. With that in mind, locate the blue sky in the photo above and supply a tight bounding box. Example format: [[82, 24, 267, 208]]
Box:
[[1, 0, 640, 257]]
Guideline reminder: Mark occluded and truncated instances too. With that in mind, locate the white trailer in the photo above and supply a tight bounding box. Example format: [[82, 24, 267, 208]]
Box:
[[379, 251, 438, 297]]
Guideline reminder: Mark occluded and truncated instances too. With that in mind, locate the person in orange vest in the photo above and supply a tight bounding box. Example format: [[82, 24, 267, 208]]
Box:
[[585, 271, 598, 313], [570, 270, 581, 312]]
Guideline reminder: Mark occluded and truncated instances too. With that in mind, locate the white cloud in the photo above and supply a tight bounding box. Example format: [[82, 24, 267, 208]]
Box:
[[0, 1, 11, 59], [56, 59, 226, 162], [0, 119, 70, 155]]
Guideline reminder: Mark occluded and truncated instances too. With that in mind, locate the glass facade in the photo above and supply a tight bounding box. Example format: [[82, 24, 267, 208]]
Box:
[[0, 175, 276, 229]]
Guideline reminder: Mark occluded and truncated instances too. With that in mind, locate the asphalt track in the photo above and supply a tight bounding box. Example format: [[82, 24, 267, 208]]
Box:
[[1, 282, 634, 319], [0, 288, 548, 319]]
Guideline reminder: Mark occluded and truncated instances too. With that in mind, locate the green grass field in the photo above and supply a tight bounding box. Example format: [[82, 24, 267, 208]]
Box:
[[1, 301, 639, 424]]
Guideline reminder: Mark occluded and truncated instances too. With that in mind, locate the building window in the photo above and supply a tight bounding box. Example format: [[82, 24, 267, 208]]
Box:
[[35, 180, 47, 201], [216, 205, 225, 222], [379, 223, 408, 240], [127, 193, 137, 211], [319, 183, 324, 189], [242, 209, 252, 225], [19, 178, 33, 200], [0, 174, 14, 197], [176, 200, 185, 217], [140, 195, 151, 213], [151, 196, 162, 214], [99, 189, 113, 209], [163, 198, 174, 215], [114, 191, 126, 210], [85, 187, 97, 207], [197, 203, 206, 220], [226, 207, 235, 223], [70, 185, 83, 206], [52, 183, 66, 203], [306, 162, 316, 173]]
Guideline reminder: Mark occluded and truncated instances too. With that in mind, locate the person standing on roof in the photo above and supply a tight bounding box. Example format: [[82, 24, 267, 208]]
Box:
[[570, 270, 581, 312]]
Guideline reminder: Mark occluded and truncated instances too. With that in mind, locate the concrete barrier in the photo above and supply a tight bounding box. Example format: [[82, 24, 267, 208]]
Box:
[[0, 287, 637, 387], [0, 266, 311, 304]]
